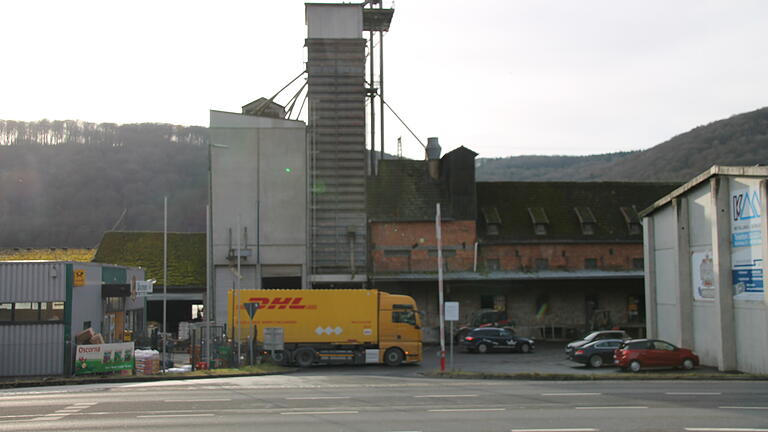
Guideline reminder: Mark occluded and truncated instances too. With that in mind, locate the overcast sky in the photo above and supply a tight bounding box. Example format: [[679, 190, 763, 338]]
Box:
[[2, 1, 766, 159]]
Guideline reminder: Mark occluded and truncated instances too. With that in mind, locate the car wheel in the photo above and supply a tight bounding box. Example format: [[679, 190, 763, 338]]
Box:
[[519, 343, 531, 354], [477, 343, 489, 354], [682, 358, 695, 370], [293, 348, 316, 368], [629, 360, 641, 373], [589, 355, 604, 368], [384, 348, 404, 366]]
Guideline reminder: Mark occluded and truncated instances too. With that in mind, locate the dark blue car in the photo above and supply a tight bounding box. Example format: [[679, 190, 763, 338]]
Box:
[[568, 338, 624, 368], [460, 327, 535, 354]]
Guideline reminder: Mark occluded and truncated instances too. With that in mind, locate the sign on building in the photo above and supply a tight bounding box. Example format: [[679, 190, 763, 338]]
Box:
[[730, 179, 764, 300]]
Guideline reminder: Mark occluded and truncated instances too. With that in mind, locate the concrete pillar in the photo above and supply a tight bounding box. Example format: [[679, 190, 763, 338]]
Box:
[[674, 197, 694, 348], [710, 176, 738, 371], [643, 216, 657, 339]]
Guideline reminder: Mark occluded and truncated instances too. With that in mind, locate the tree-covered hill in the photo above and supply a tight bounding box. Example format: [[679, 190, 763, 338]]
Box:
[[477, 107, 768, 181], [0, 120, 209, 247]]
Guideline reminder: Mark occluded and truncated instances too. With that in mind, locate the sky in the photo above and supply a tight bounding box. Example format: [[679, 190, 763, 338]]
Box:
[[2, 0, 767, 160]]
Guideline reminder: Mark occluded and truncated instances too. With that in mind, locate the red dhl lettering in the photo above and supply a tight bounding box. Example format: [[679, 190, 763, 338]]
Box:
[[246, 297, 315, 310], [77, 346, 101, 353]]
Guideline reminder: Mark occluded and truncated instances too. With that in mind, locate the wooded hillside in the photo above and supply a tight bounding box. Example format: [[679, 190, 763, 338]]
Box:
[[0, 120, 208, 247], [477, 107, 768, 181]]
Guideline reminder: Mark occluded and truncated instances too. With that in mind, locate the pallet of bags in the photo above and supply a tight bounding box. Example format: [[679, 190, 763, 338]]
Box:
[[134, 349, 160, 375]]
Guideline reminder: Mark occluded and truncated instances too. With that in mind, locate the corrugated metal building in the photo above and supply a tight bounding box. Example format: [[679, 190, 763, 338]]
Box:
[[0, 261, 144, 377], [641, 166, 768, 373]]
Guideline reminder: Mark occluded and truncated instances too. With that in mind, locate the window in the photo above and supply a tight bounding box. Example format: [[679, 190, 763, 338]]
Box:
[[428, 249, 456, 257], [40, 302, 65, 321], [535, 258, 549, 270], [392, 310, 416, 325], [0, 302, 65, 323], [486, 259, 500, 271], [653, 341, 676, 351], [14, 303, 39, 322], [384, 250, 411, 257], [0, 303, 11, 321], [527, 207, 549, 236], [480, 295, 495, 309], [584, 258, 598, 269], [633, 258, 644, 269], [574, 207, 597, 235]]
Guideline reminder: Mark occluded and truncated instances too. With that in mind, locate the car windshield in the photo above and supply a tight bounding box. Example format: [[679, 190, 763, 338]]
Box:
[[583, 331, 600, 341]]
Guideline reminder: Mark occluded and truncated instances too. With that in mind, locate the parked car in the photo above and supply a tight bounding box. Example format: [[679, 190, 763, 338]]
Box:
[[614, 339, 699, 372], [454, 309, 513, 342], [460, 327, 535, 353], [565, 330, 630, 357], [568, 338, 624, 368]]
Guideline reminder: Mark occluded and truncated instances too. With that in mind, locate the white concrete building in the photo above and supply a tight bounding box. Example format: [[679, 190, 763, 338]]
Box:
[[641, 166, 768, 373]]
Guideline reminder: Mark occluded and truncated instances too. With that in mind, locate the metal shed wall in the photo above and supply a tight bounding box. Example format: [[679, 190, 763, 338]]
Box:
[[0, 324, 64, 376], [0, 262, 66, 302]]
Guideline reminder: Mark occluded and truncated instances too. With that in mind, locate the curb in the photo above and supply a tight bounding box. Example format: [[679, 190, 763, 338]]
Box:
[[423, 371, 768, 381]]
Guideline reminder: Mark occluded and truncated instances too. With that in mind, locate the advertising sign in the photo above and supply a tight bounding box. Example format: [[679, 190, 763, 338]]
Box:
[[730, 180, 764, 300], [75, 342, 135, 375], [444, 302, 459, 321], [74, 269, 86, 287], [691, 250, 715, 301]]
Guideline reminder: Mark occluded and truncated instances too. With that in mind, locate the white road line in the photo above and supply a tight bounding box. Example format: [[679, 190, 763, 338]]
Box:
[[164, 399, 232, 402], [137, 414, 216, 418], [667, 392, 722, 395], [686, 428, 768, 432], [510, 429, 600, 432], [428, 408, 506, 412], [55, 409, 82, 413], [719, 406, 768, 410], [575, 406, 647, 410], [414, 394, 478, 398], [285, 396, 351, 400], [542, 393, 602, 396], [74, 402, 98, 406], [281, 411, 359, 415], [31, 416, 64, 421]]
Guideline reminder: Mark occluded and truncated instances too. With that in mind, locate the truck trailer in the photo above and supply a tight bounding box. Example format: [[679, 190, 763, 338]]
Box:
[[227, 289, 422, 367]]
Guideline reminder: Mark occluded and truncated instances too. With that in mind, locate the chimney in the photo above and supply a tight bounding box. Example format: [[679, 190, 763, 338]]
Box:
[[426, 137, 441, 180]]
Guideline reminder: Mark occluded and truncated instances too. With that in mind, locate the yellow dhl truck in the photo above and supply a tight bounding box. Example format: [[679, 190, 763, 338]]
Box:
[[227, 289, 422, 367]]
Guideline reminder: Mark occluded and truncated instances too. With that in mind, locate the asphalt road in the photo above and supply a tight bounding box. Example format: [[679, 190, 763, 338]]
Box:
[[1, 373, 766, 432]]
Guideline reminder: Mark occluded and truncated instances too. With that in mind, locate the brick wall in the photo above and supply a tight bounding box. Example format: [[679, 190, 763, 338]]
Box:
[[371, 221, 476, 273], [478, 243, 643, 272]]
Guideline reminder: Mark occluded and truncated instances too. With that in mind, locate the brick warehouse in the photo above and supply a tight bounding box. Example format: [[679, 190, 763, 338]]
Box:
[[367, 143, 678, 342]]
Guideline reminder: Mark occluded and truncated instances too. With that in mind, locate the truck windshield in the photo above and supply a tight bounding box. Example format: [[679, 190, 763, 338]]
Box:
[[392, 309, 417, 326]]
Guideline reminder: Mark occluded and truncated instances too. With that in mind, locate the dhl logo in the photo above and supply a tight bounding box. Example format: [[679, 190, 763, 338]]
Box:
[[247, 297, 317, 310]]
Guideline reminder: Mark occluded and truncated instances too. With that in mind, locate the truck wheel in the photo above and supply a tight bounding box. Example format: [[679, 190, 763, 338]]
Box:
[[294, 348, 316, 368], [384, 348, 404, 366], [270, 350, 286, 364]]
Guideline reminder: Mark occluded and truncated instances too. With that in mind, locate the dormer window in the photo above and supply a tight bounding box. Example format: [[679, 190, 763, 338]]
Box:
[[574, 206, 597, 236], [481, 207, 502, 236], [620, 206, 642, 235], [527, 207, 549, 236]]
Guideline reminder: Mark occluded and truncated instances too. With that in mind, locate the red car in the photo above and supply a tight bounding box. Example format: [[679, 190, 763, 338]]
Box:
[[614, 339, 699, 372]]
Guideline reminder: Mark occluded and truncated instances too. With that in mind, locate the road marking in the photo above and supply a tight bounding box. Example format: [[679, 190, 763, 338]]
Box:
[[74, 402, 97, 405], [285, 396, 351, 400], [719, 407, 768, 410], [428, 408, 506, 412], [510, 429, 600, 432], [575, 406, 647, 410], [667, 392, 722, 395], [33, 416, 64, 421], [281, 411, 359, 415], [164, 399, 232, 402], [137, 414, 216, 418], [55, 409, 82, 413], [686, 428, 768, 432], [542, 393, 602, 396], [414, 394, 478, 398]]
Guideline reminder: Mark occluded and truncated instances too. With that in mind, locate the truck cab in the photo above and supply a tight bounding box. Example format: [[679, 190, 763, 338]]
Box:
[[378, 292, 422, 366]]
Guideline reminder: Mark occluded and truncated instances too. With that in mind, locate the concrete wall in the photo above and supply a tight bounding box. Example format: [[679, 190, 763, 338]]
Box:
[[645, 172, 768, 373], [210, 111, 307, 325]]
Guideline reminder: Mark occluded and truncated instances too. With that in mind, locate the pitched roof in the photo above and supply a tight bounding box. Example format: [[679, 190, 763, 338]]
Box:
[[93, 231, 205, 287], [0, 248, 96, 262], [477, 181, 679, 242], [367, 159, 449, 221]]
